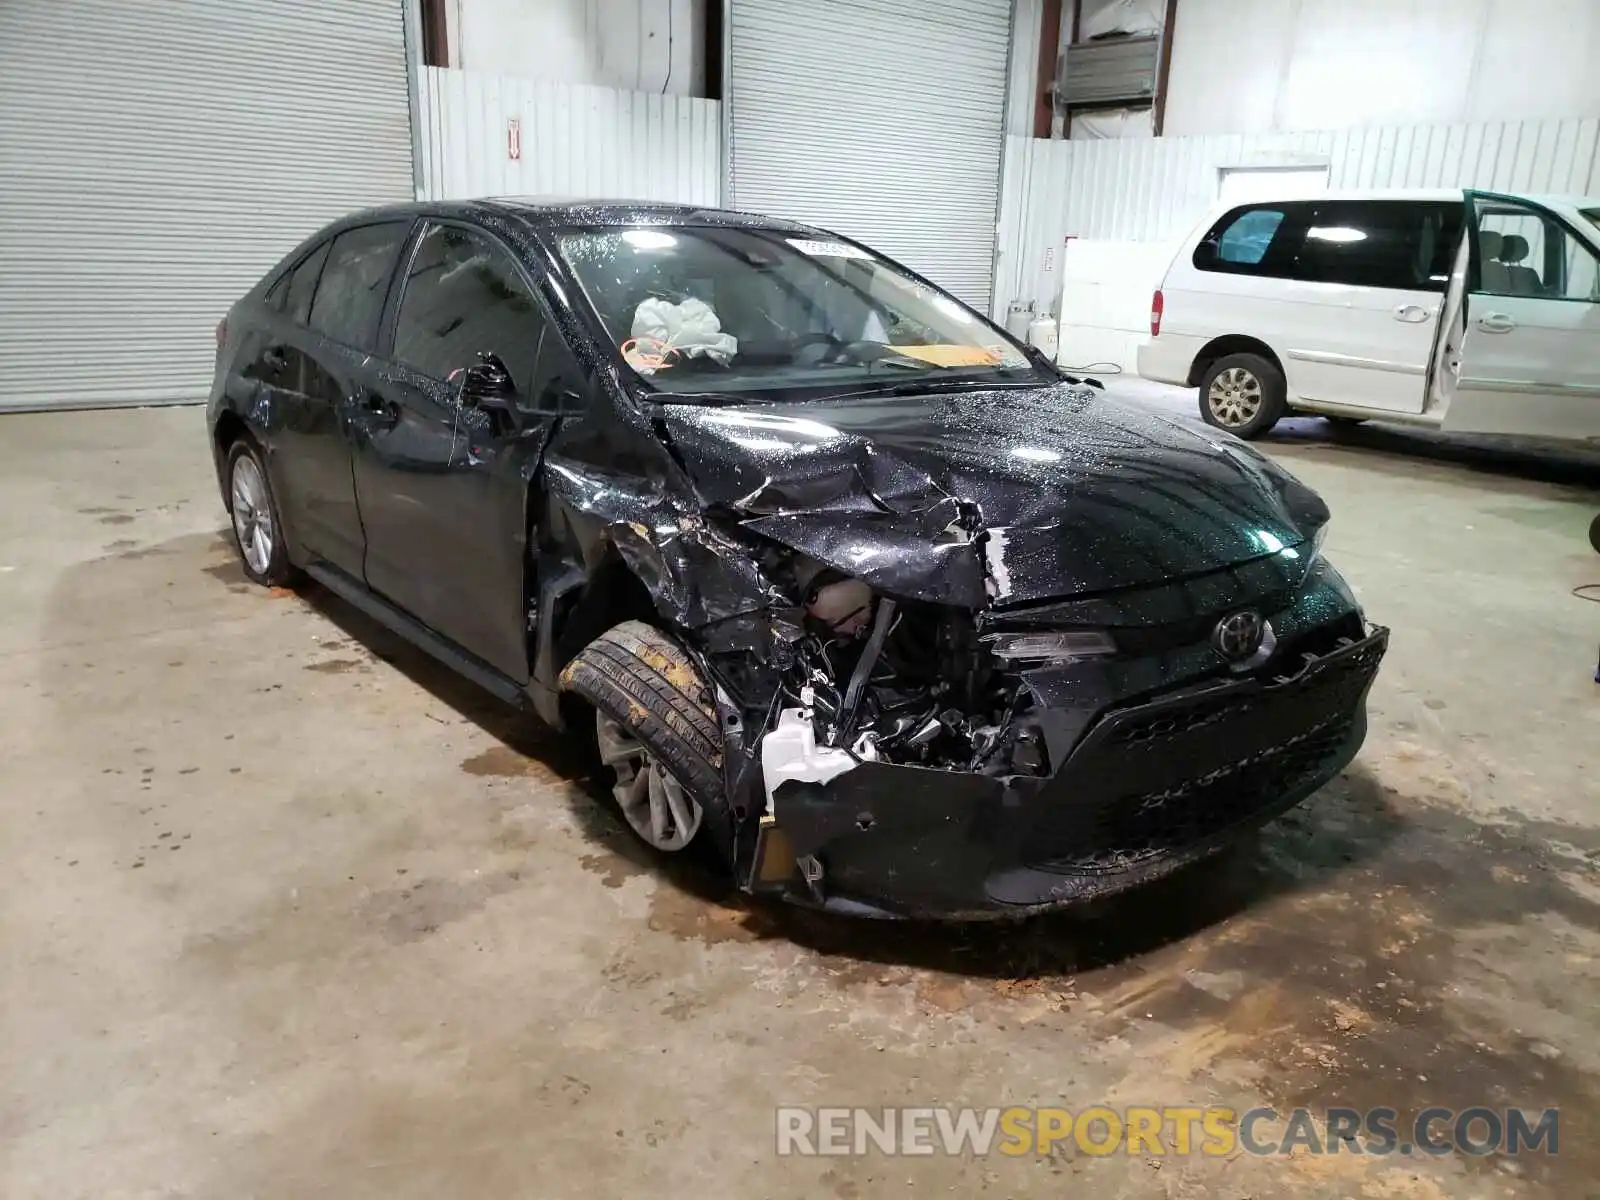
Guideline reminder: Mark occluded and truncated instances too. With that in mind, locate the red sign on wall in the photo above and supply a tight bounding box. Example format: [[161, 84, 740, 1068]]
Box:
[[507, 118, 522, 161]]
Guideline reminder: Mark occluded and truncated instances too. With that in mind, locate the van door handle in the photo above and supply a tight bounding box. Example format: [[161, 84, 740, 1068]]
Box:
[[1392, 304, 1431, 323], [1477, 312, 1516, 333]]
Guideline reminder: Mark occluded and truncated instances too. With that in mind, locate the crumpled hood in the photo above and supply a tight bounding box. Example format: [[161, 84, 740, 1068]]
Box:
[[658, 382, 1329, 607]]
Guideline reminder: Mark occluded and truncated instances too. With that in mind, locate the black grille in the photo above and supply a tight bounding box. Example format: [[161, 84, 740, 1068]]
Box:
[[1025, 634, 1384, 875]]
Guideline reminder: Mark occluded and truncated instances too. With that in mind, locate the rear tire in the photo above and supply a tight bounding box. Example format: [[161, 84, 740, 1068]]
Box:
[[559, 621, 724, 853], [1199, 353, 1286, 439], [225, 439, 299, 587], [1589, 512, 1600, 556]]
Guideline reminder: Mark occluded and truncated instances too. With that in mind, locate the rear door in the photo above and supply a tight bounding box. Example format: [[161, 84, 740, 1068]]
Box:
[[1444, 192, 1600, 439], [262, 221, 412, 575], [350, 219, 578, 681], [1276, 199, 1462, 415]]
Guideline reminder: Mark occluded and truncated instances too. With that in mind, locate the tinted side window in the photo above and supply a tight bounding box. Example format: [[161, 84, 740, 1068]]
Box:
[[1294, 202, 1462, 292], [283, 242, 330, 326], [308, 222, 410, 347], [1193, 204, 1304, 275], [393, 223, 542, 391], [1218, 209, 1284, 264]]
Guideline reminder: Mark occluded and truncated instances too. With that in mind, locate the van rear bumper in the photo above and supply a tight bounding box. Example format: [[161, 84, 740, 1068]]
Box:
[[1136, 336, 1202, 386]]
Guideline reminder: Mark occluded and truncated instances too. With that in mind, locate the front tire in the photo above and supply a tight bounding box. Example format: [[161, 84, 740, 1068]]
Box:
[[1199, 353, 1286, 439], [559, 621, 724, 853], [225, 439, 298, 587]]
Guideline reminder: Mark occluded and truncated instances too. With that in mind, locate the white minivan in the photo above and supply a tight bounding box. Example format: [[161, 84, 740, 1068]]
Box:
[[1137, 188, 1600, 441]]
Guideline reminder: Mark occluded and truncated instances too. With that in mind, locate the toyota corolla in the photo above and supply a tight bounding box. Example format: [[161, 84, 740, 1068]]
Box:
[[208, 199, 1387, 919]]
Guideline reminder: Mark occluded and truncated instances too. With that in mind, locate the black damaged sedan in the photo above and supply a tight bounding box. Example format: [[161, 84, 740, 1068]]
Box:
[[209, 199, 1387, 919]]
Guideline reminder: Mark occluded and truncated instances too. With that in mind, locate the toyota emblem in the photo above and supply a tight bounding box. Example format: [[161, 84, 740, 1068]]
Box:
[[1212, 610, 1266, 662]]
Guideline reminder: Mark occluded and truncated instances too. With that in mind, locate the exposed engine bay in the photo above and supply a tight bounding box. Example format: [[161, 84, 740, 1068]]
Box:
[[775, 555, 1047, 777]]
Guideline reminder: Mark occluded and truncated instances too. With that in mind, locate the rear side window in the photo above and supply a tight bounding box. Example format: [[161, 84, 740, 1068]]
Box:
[[276, 242, 330, 326], [1294, 201, 1462, 291], [308, 222, 410, 347], [392, 222, 543, 391], [1194, 204, 1302, 274], [1217, 209, 1285, 264]]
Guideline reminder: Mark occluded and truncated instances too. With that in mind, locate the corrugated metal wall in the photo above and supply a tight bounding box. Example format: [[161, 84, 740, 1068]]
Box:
[[0, 0, 414, 411], [995, 116, 1600, 314], [417, 67, 722, 205], [727, 0, 1012, 310]]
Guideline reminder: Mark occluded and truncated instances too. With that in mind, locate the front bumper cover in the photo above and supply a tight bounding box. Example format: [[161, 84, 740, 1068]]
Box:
[[751, 625, 1388, 919]]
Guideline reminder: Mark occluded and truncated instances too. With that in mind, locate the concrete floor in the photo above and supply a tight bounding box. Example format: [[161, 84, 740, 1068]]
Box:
[[2, 388, 1597, 1199]]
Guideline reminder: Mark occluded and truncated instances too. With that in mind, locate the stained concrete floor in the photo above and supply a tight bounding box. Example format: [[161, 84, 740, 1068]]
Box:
[[1, 389, 1597, 1199]]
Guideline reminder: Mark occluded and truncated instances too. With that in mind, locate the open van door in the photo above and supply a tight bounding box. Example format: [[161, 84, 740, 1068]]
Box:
[[1444, 191, 1600, 440]]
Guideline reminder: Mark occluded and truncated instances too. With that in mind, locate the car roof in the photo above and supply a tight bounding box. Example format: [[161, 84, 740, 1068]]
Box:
[[323, 197, 829, 236]]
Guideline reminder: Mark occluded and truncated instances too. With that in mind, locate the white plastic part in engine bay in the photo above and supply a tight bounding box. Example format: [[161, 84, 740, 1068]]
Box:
[[760, 701, 862, 814]]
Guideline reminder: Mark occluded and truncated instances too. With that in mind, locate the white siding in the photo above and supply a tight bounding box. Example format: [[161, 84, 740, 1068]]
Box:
[[1164, 0, 1600, 137], [995, 116, 1600, 314], [417, 68, 722, 207], [0, 0, 414, 411], [451, 0, 706, 97]]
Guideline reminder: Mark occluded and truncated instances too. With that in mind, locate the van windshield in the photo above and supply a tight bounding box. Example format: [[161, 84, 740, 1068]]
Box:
[[555, 226, 1046, 399]]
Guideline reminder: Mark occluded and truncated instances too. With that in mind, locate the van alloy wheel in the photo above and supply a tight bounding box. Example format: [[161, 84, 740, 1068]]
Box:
[[1207, 366, 1263, 427]]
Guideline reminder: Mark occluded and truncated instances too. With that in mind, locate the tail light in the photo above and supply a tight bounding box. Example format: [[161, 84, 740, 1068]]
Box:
[[215, 317, 228, 349], [1150, 289, 1164, 337]]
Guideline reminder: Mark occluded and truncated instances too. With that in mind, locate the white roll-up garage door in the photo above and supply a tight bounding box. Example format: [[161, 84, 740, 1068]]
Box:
[[0, 0, 415, 412], [728, 0, 1011, 311]]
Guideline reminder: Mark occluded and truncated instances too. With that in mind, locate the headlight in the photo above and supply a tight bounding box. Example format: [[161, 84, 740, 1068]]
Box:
[[980, 630, 1117, 663], [1312, 521, 1329, 557]]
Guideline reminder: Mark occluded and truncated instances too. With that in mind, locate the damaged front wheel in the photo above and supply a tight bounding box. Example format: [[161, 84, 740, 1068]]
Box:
[[560, 621, 724, 854], [595, 711, 702, 851]]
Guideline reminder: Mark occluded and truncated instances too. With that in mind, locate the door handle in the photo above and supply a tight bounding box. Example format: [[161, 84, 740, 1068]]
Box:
[[1477, 312, 1516, 334], [1392, 304, 1432, 323], [261, 346, 287, 372]]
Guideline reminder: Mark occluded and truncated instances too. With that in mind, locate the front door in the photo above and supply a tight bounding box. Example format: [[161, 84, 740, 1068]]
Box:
[[350, 220, 573, 682], [1281, 200, 1462, 415], [1445, 192, 1600, 440]]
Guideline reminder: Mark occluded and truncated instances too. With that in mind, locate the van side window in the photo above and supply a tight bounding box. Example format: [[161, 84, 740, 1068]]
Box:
[[1218, 210, 1285, 265], [1474, 198, 1600, 301], [1294, 201, 1462, 292], [1195, 205, 1295, 273]]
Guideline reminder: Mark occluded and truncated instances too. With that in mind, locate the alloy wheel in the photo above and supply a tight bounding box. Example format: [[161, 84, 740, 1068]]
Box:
[[595, 710, 703, 851], [230, 455, 275, 575]]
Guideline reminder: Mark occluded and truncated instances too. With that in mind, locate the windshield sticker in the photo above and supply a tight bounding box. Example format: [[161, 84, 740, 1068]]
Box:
[[786, 238, 873, 260], [986, 343, 1030, 365]]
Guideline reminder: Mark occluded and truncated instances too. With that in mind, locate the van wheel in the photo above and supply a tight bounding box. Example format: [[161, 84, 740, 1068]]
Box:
[[559, 621, 724, 853], [1199, 354, 1285, 439]]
